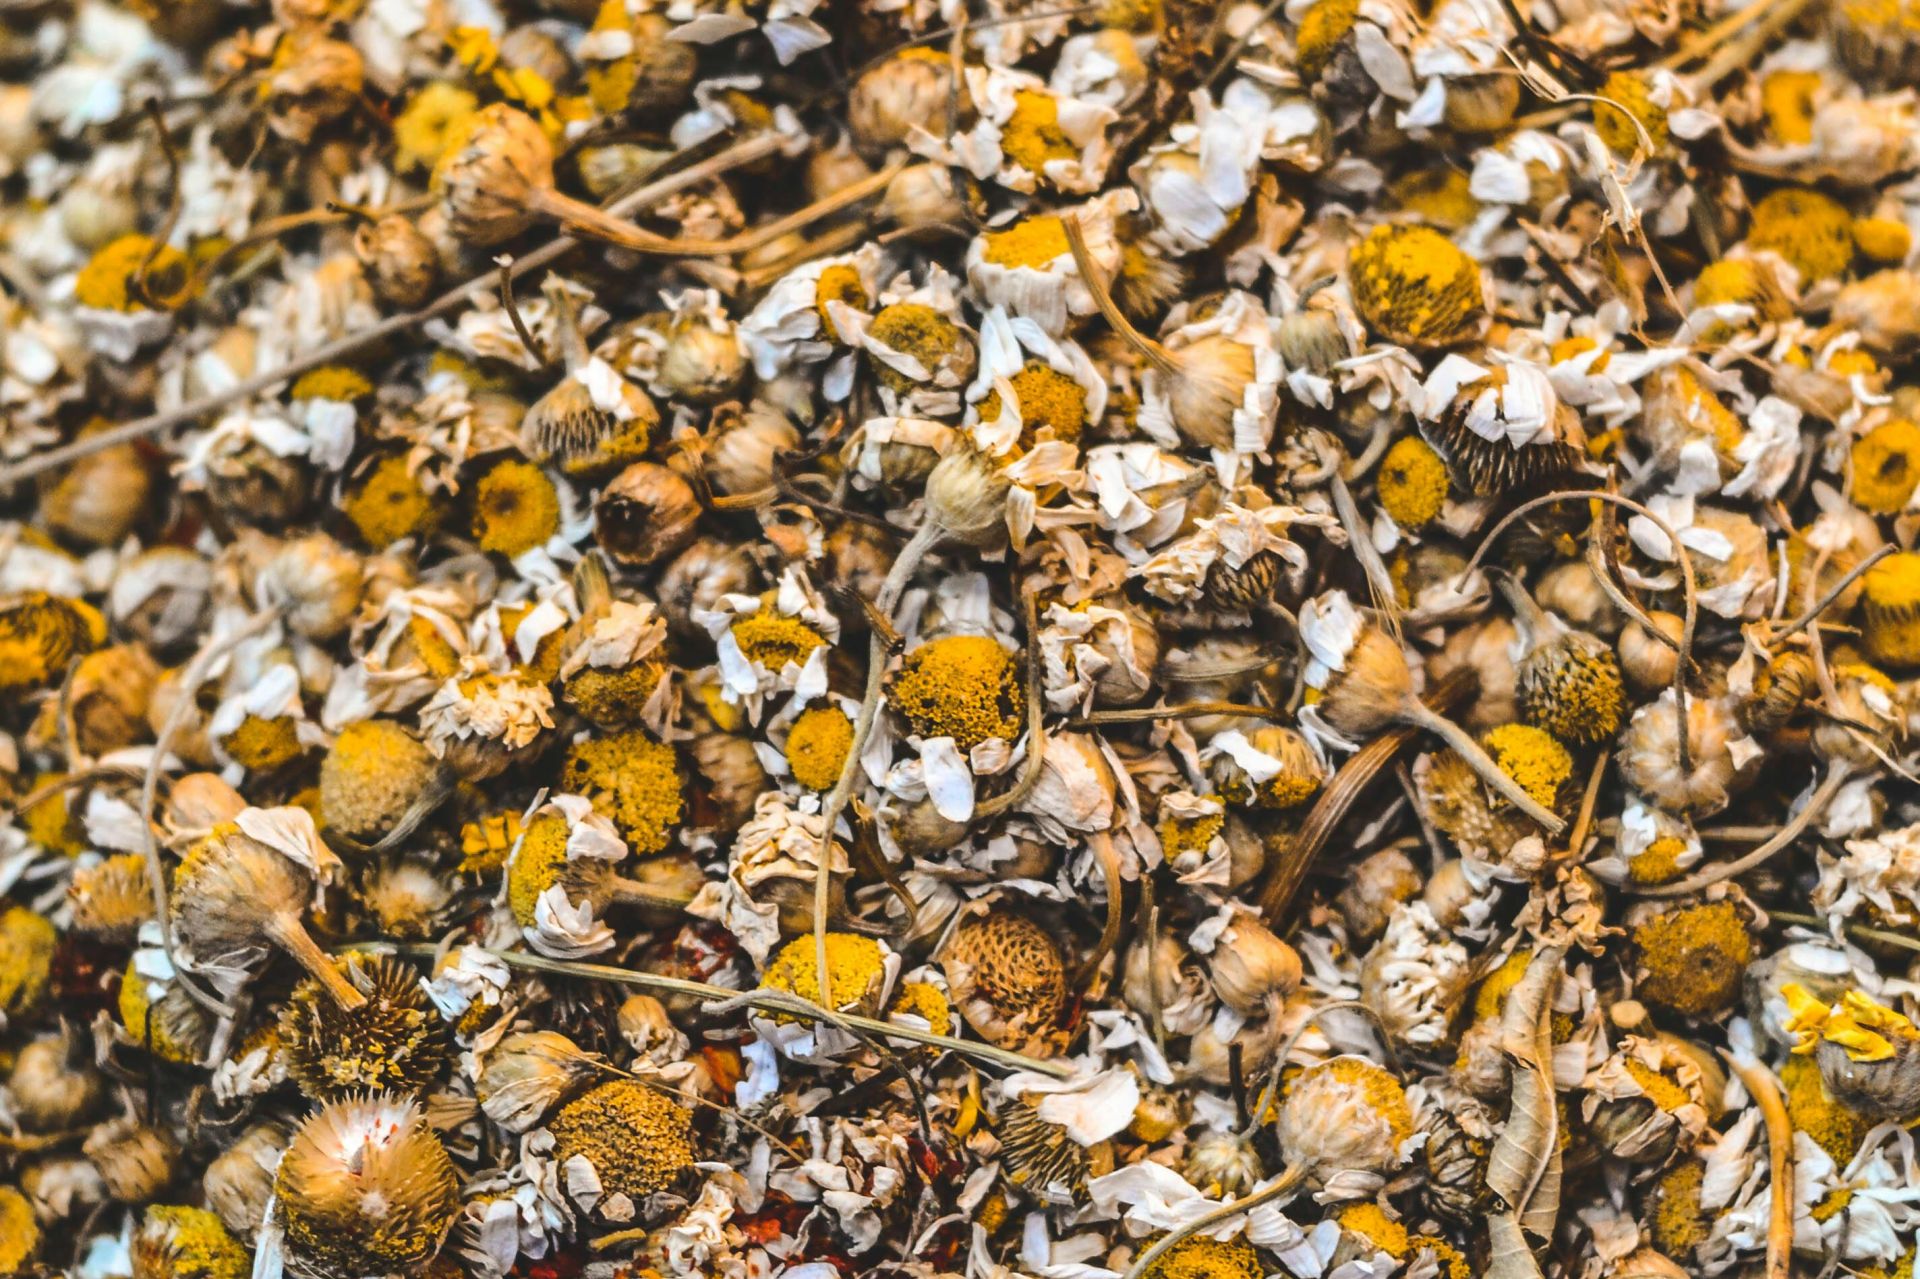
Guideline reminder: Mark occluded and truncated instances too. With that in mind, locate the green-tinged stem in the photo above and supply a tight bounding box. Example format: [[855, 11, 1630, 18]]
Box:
[[343, 942, 1071, 1077], [1770, 912, 1920, 953]]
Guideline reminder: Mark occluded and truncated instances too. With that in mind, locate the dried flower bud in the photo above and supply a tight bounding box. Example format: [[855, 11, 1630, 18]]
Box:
[[275, 1096, 460, 1276], [263, 30, 364, 142], [1206, 914, 1302, 1015], [1617, 611, 1684, 693], [64, 643, 160, 756], [849, 50, 958, 156], [202, 1121, 289, 1239], [477, 1030, 606, 1132], [595, 461, 702, 567], [1277, 1056, 1416, 1182], [435, 103, 553, 248], [9, 1029, 104, 1131], [1337, 846, 1424, 941], [85, 1117, 179, 1202], [923, 443, 1012, 549], [251, 533, 363, 640], [354, 215, 440, 309]]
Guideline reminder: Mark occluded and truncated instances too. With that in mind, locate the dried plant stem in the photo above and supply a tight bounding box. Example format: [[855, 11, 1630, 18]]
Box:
[[1722, 1051, 1794, 1279], [528, 160, 902, 259], [0, 133, 784, 489], [1241, 998, 1398, 1139], [814, 519, 944, 1012], [141, 608, 283, 1020], [347, 942, 1072, 1077], [1465, 487, 1697, 778], [1563, 748, 1609, 858], [1629, 764, 1849, 898], [264, 913, 366, 1010], [1774, 544, 1893, 638], [1770, 912, 1920, 953], [1077, 829, 1126, 985], [1118, 1165, 1307, 1279], [1688, 0, 1824, 86], [1066, 700, 1276, 727], [1062, 215, 1177, 374], [1255, 669, 1475, 924], [1586, 526, 1676, 653], [1400, 701, 1566, 833]]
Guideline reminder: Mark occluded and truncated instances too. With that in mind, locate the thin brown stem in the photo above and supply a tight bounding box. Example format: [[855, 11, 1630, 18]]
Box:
[[1256, 669, 1475, 924], [1775, 545, 1893, 639], [1120, 1169, 1308, 1279], [814, 520, 944, 1012], [1400, 701, 1567, 834], [975, 593, 1047, 820], [1563, 748, 1609, 859], [528, 161, 902, 259], [1077, 829, 1127, 986], [1066, 700, 1277, 727], [499, 261, 548, 368], [265, 913, 365, 1010], [1629, 764, 1849, 898], [1062, 215, 1177, 373], [0, 134, 785, 489], [345, 942, 1071, 1077]]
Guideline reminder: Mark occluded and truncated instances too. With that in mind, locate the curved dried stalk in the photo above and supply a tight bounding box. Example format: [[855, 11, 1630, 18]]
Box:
[[1462, 487, 1698, 778], [1773, 544, 1893, 639], [1065, 700, 1277, 727], [813, 520, 945, 1011], [1118, 1165, 1307, 1279], [1397, 700, 1565, 833], [1628, 763, 1850, 898], [347, 942, 1072, 1078], [1076, 829, 1127, 986], [1062, 216, 1177, 374], [0, 134, 785, 489], [1721, 1051, 1793, 1279], [532, 160, 902, 259], [1255, 668, 1475, 925]]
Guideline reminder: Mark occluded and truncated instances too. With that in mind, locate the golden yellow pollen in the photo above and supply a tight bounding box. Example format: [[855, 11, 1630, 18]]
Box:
[[1377, 436, 1449, 528], [1593, 70, 1669, 156], [1480, 723, 1572, 810], [1749, 188, 1856, 284], [983, 215, 1071, 269], [472, 458, 561, 557], [344, 454, 440, 547], [1348, 224, 1484, 348], [1852, 419, 1920, 513], [74, 235, 193, 312], [1632, 901, 1751, 1017], [785, 705, 855, 791], [889, 634, 1022, 751]]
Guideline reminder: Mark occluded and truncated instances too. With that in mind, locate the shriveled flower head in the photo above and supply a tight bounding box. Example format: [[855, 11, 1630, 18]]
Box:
[[132, 1205, 249, 1279], [996, 1098, 1098, 1204], [1140, 1233, 1268, 1279], [889, 634, 1023, 752], [1348, 224, 1485, 348], [1861, 551, 1920, 667], [1631, 900, 1752, 1018], [941, 911, 1067, 1053], [1783, 985, 1920, 1121], [1618, 693, 1755, 818], [318, 719, 440, 842], [274, 1095, 460, 1278], [760, 932, 890, 1015], [1581, 1035, 1714, 1164], [545, 1079, 694, 1211], [0, 590, 106, 693], [1850, 419, 1920, 514], [1377, 435, 1451, 529], [1277, 1056, 1416, 1181], [68, 852, 155, 941], [476, 1030, 606, 1133], [278, 954, 451, 1098]]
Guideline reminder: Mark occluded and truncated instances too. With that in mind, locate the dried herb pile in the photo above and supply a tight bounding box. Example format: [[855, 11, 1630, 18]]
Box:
[[1, 0, 1919, 1277]]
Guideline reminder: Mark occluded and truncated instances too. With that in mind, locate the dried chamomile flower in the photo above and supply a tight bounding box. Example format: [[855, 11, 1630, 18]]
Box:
[[318, 718, 441, 842], [545, 1079, 694, 1215], [888, 634, 1022, 752], [1630, 900, 1753, 1018], [132, 1205, 250, 1279], [1500, 572, 1625, 745], [273, 1096, 460, 1278], [278, 954, 451, 1098], [941, 909, 1067, 1053], [1582, 1035, 1715, 1164], [1349, 224, 1486, 349]]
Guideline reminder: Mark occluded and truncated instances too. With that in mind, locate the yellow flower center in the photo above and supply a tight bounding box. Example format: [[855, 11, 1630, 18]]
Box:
[[1749, 188, 1855, 284], [1348, 224, 1484, 347], [1158, 806, 1224, 858], [74, 235, 193, 312], [506, 812, 570, 926], [785, 705, 855, 791], [1377, 436, 1449, 528], [978, 360, 1088, 446], [1855, 217, 1913, 265], [1624, 1057, 1694, 1113], [460, 810, 524, 876], [290, 365, 373, 402], [1852, 419, 1920, 514], [472, 458, 561, 558], [1649, 1159, 1708, 1253], [1388, 167, 1480, 231], [999, 91, 1078, 177], [1296, 0, 1359, 78], [344, 454, 440, 548], [814, 263, 870, 341], [983, 214, 1071, 269], [394, 81, 478, 172], [889, 634, 1022, 751], [730, 612, 828, 672], [1337, 1202, 1410, 1257], [1627, 835, 1688, 885], [1480, 723, 1572, 809], [559, 731, 685, 856], [221, 714, 305, 772], [762, 932, 887, 1012], [1760, 69, 1820, 144], [1593, 70, 1669, 157], [866, 302, 964, 391], [1632, 901, 1751, 1017]]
